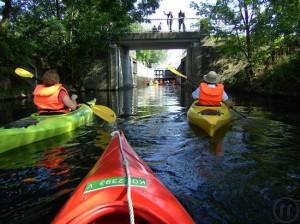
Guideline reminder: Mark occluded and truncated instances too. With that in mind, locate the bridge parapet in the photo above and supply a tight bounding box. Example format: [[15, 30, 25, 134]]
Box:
[[131, 18, 200, 33], [116, 31, 204, 50], [121, 32, 203, 40]]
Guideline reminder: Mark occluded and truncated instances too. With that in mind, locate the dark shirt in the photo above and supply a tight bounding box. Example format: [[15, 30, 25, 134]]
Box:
[[179, 11, 185, 20]]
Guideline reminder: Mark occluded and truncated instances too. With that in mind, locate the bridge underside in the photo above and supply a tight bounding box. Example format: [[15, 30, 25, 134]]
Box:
[[108, 32, 204, 89], [118, 39, 197, 50], [118, 32, 202, 50]]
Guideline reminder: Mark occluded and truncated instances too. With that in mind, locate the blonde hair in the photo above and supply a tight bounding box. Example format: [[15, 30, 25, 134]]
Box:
[[42, 69, 60, 86]]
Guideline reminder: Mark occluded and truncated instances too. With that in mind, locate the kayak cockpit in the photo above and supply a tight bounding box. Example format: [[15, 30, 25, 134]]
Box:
[[66, 204, 164, 224]]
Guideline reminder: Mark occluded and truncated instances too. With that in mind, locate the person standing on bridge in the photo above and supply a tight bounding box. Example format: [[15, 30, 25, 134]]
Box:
[[152, 25, 158, 32], [164, 11, 173, 32], [178, 10, 186, 32], [192, 71, 233, 108], [158, 22, 162, 32]]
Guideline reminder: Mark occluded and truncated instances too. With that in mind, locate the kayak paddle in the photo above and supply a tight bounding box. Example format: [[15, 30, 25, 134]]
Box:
[[15, 68, 34, 78], [14, 67, 117, 123], [167, 65, 198, 87], [166, 66, 247, 118], [230, 107, 247, 118], [89, 104, 117, 124]]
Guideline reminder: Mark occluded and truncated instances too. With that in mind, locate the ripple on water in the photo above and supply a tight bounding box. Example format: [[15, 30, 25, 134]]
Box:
[[1, 87, 300, 224]]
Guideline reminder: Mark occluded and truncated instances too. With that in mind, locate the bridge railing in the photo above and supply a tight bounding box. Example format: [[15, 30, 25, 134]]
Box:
[[129, 18, 201, 33]]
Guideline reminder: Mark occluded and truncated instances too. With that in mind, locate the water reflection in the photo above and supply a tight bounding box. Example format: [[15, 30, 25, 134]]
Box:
[[189, 122, 232, 156], [0, 132, 75, 169], [0, 86, 300, 224], [0, 98, 36, 126], [84, 85, 183, 118]]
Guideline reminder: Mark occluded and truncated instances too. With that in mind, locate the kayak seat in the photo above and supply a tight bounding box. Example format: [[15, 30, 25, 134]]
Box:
[[3, 118, 39, 129], [199, 109, 222, 116]]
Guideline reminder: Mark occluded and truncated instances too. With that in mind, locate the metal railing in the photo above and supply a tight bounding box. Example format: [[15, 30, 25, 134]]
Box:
[[130, 18, 200, 33]]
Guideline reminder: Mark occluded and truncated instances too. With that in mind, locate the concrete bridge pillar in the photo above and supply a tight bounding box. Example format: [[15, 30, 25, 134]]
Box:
[[109, 44, 135, 90], [188, 42, 202, 83], [181, 42, 202, 86], [121, 47, 135, 88], [109, 43, 120, 90]]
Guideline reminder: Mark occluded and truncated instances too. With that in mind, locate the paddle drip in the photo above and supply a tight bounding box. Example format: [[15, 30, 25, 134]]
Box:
[[111, 131, 135, 224]]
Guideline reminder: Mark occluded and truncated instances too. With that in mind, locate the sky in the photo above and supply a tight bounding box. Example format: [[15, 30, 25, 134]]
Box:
[[147, 0, 200, 68], [146, 0, 217, 68], [0, 1, 3, 20], [149, 0, 198, 20], [147, 0, 200, 33]]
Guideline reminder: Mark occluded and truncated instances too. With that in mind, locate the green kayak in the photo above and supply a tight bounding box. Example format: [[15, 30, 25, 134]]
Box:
[[0, 100, 95, 153]]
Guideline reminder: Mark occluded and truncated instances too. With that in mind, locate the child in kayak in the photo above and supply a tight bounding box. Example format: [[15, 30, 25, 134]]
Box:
[[192, 71, 233, 107], [33, 69, 78, 114]]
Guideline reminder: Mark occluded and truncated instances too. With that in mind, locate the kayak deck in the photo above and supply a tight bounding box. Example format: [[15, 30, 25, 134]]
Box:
[[187, 101, 231, 136], [0, 100, 95, 153], [52, 131, 195, 224]]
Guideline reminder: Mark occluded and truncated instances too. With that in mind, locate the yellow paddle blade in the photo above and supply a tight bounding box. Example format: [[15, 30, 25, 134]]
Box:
[[166, 65, 187, 79], [90, 105, 117, 123], [15, 68, 34, 78]]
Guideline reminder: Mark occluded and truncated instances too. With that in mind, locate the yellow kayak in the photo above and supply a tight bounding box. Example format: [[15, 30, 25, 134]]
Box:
[[187, 101, 231, 136]]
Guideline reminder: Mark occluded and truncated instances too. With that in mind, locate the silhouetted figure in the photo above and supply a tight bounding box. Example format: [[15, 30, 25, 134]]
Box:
[[152, 25, 158, 32], [164, 11, 173, 32], [158, 22, 162, 32], [178, 10, 186, 32]]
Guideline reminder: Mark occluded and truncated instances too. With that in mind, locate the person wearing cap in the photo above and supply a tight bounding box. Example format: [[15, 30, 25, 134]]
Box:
[[192, 71, 233, 107]]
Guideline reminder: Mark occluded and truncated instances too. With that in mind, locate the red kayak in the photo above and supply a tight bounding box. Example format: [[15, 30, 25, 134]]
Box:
[[52, 130, 195, 224]]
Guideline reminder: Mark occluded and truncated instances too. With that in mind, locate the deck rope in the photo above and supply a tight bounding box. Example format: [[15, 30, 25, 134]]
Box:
[[111, 131, 135, 224]]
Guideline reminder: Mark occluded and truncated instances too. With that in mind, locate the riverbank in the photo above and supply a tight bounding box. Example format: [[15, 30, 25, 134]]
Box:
[[0, 88, 32, 101], [224, 52, 300, 97]]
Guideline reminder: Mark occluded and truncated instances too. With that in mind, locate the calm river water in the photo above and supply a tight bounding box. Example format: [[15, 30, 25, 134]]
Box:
[[0, 85, 299, 224]]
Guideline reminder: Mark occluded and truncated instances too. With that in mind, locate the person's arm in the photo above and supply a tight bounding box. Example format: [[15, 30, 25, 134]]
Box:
[[63, 94, 78, 110], [222, 91, 233, 108], [192, 88, 200, 100], [223, 99, 233, 108]]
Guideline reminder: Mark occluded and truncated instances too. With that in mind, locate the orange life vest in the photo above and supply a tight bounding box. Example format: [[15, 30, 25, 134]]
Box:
[[199, 83, 224, 106], [33, 84, 70, 113]]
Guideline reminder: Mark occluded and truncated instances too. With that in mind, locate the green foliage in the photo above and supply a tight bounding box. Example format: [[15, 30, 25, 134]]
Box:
[[0, 0, 161, 92], [191, 0, 300, 92], [258, 53, 300, 95], [129, 22, 145, 32], [198, 18, 213, 35], [136, 50, 167, 67]]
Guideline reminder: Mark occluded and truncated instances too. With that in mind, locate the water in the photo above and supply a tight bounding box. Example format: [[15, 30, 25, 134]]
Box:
[[0, 86, 299, 224]]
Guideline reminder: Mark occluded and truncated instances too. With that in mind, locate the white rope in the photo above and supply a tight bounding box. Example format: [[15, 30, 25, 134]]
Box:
[[111, 131, 135, 224]]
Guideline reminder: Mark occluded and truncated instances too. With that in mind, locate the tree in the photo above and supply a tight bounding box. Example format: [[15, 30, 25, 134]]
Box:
[[136, 50, 167, 67], [191, 0, 269, 82], [1, 0, 12, 22], [0, 0, 161, 90], [191, 0, 300, 82]]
